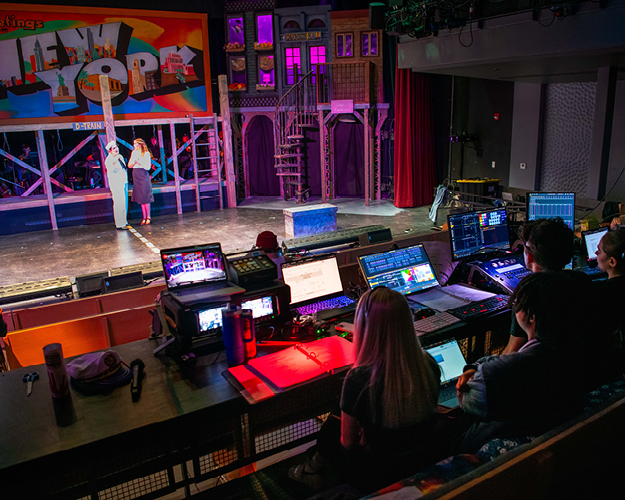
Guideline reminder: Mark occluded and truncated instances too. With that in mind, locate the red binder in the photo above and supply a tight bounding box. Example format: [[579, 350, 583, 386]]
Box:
[[247, 336, 354, 391]]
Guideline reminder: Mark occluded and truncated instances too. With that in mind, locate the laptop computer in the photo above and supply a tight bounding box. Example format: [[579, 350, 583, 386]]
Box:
[[281, 254, 356, 321], [424, 338, 467, 408], [358, 243, 442, 299], [160, 243, 245, 304], [575, 227, 609, 277]]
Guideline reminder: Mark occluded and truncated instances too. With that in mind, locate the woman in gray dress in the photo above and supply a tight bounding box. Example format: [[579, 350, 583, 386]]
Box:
[[128, 138, 154, 225]]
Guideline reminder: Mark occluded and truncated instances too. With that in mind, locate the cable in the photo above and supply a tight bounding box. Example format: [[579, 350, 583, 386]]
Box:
[[582, 164, 625, 220], [56, 130, 63, 152], [458, 20, 473, 47], [537, 7, 556, 27]]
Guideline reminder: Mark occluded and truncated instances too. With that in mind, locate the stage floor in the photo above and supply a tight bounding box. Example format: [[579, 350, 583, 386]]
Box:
[[0, 196, 449, 289]]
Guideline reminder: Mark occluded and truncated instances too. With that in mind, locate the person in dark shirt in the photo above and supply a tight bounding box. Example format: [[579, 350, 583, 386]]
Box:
[[457, 272, 586, 452], [290, 288, 457, 492], [502, 218, 574, 354]]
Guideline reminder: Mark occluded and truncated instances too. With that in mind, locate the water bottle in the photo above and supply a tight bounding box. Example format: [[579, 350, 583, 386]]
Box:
[[241, 309, 256, 360], [221, 304, 245, 366]]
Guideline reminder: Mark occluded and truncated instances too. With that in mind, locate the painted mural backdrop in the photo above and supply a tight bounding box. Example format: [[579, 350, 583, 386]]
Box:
[[0, 4, 212, 123]]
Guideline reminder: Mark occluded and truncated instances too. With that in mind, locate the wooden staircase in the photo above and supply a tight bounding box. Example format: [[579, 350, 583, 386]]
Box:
[[274, 70, 316, 203]]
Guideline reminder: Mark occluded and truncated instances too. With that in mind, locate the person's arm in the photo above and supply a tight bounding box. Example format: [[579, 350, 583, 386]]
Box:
[[501, 335, 528, 355], [456, 366, 488, 418], [340, 411, 364, 450]]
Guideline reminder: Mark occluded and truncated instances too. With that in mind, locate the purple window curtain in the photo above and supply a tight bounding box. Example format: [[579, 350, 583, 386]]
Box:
[[393, 67, 436, 207]]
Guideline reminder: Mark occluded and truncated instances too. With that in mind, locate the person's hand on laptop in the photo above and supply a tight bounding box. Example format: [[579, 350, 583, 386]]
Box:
[[456, 368, 476, 405]]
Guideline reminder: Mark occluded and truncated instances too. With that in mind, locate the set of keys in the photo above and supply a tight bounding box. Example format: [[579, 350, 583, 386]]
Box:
[[22, 371, 39, 396]]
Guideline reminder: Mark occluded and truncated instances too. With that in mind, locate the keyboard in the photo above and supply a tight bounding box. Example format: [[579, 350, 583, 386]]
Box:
[[574, 265, 607, 278], [448, 295, 509, 320], [439, 385, 457, 403], [413, 312, 461, 335], [296, 295, 356, 317]]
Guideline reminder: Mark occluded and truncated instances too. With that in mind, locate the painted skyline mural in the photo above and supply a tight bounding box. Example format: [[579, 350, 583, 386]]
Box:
[[0, 4, 212, 123]]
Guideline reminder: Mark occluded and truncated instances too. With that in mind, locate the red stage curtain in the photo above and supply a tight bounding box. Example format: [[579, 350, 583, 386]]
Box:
[[393, 68, 437, 208]]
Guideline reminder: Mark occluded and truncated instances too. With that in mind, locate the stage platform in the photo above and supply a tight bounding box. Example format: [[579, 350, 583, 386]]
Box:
[[0, 196, 449, 290], [0, 179, 223, 236]]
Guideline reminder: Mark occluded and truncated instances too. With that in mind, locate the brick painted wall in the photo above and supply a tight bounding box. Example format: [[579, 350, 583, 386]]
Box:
[[330, 11, 384, 103]]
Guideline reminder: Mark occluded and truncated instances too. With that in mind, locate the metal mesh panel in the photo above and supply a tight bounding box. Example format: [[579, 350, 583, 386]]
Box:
[[96, 470, 170, 500], [197, 446, 240, 476], [255, 414, 327, 454]]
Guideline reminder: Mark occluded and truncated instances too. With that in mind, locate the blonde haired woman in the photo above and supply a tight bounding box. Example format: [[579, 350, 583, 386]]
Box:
[[128, 138, 154, 225], [292, 287, 456, 492]]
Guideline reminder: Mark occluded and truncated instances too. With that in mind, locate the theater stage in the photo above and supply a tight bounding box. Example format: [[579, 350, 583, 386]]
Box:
[[0, 196, 449, 290]]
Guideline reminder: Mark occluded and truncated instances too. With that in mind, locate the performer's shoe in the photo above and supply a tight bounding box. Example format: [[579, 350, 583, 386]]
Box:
[[145, 218, 151, 225], [140, 219, 147, 225]]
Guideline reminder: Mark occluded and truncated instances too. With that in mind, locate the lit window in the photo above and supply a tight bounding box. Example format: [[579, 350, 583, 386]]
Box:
[[362, 32, 378, 57], [228, 17, 244, 46], [336, 33, 353, 58], [285, 47, 301, 85], [309, 45, 326, 84], [256, 14, 273, 47]]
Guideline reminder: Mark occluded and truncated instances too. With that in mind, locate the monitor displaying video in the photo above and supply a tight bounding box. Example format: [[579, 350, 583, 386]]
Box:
[[197, 304, 228, 334]]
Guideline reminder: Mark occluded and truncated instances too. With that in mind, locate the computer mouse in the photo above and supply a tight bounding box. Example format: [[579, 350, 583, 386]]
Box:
[[414, 308, 436, 320]]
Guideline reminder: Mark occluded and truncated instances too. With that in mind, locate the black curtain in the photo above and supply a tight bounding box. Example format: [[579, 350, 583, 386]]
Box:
[[334, 122, 364, 196], [247, 116, 279, 196]]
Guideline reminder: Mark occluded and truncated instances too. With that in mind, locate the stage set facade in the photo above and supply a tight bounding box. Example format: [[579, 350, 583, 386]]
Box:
[[0, 1, 390, 236]]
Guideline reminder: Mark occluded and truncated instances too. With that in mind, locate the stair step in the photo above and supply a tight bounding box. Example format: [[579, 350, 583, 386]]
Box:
[[195, 143, 212, 146], [277, 172, 302, 176], [274, 154, 302, 159], [284, 181, 302, 186], [287, 134, 305, 139], [277, 143, 300, 148]]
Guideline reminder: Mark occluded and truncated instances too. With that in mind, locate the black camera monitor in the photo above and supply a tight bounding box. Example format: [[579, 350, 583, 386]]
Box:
[[448, 208, 510, 261]]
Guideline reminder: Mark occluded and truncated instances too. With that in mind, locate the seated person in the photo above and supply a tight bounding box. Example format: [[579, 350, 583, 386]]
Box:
[[594, 228, 625, 345], [291, 288, 459, 492], [610, 214, 625, 230], [457, 272, 586, 452], [502, 218, 574, 354]]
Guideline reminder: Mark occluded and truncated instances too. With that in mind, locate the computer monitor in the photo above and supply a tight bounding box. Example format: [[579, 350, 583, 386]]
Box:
[[448, 208, 511, 261], [526, 192, 575, 231], [358, 243, 440, 296]]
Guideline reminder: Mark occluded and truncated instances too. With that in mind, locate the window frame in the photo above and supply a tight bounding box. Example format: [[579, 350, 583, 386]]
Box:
[[284, 46, 302, 86], [335, 32, 354, 58], [361, 31, 379, 57]]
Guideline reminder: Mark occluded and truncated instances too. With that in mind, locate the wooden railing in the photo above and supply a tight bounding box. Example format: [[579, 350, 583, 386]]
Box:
[[315, 61, 371, 105]]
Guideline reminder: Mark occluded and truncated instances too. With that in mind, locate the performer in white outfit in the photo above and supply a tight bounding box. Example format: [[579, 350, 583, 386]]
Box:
[[105, 141, 129, 230]]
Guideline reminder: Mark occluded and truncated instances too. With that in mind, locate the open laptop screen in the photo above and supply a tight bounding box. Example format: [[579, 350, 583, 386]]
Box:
[[358, 243, 439, 296], [161, 243, 227, 291], [584, 227, 608, 263], [281, 255, 343, 306], [424, 339, 466, 386]]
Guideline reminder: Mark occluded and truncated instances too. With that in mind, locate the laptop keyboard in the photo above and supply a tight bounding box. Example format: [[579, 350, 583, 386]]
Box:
[[574, 265, 605, 276], [439, 385, 457, 403], [414, 312, 461, 335], [175, 282, 227, 296], [296, 295, 356, 316]]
